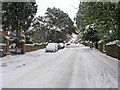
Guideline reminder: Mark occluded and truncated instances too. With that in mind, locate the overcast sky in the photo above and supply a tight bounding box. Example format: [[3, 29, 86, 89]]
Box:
[[35, 0, 80, 20]]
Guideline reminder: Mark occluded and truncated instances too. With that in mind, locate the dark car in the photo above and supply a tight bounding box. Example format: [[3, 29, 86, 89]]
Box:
[[58, 43, 65, 49]]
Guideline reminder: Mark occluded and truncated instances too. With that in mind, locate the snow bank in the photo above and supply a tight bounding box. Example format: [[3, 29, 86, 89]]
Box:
[[0, 58, 2, 89]]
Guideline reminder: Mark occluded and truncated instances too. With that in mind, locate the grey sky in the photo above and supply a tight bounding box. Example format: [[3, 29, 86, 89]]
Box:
[[35, 0, 80, 20]]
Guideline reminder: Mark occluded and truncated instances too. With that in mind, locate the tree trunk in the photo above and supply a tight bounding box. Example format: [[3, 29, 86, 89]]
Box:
[[16, 29, 19, 37]]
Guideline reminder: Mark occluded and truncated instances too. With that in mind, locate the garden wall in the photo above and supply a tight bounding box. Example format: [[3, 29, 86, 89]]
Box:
[[0, 43, 6, 57], [98, 40, 120, 60], [25, 43, 47, 52], [106, 44, 120, 60]]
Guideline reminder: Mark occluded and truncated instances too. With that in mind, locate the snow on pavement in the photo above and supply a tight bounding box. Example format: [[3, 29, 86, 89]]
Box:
[[2, 44, 118, 88], [0, 58, 2, 89]]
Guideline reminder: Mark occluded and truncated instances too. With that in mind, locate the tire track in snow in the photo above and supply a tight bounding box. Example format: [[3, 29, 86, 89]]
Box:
[[83, 48, 118, 88], [3, 48, 77, 88], [69, 48, 88, 88], [90, 50, 118, 88]]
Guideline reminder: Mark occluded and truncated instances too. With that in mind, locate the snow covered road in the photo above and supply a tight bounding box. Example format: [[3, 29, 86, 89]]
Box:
[[2, 44, 118, 88]]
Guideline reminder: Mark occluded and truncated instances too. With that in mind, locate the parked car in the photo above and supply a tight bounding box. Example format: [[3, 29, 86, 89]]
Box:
[[66, 42, 71, 45], [45, 43, 58, 52], [58, 43, 65, 49]]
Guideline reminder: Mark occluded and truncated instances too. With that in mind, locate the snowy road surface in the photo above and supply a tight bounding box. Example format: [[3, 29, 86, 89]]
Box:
[[1, 44, 118, 88]]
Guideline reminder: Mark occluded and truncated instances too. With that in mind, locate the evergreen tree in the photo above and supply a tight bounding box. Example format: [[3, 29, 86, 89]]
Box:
[[76, 2, 120, 42], [32, 7, 77, 43], [2, 2, 37, 38]]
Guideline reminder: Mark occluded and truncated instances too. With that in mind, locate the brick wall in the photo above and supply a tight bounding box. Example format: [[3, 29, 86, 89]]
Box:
[[25, 44, 47, 52], [106, 44, 120, 60]]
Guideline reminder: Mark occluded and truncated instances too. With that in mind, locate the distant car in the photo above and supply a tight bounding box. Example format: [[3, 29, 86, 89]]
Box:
[[58, 43, 65, 49], [74, 42, 78, 44], [45, 43, 58, 52], [66, 42, 71, 45]]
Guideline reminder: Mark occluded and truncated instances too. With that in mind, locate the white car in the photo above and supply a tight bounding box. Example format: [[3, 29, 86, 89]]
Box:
[[45, 43, 58, 52]]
